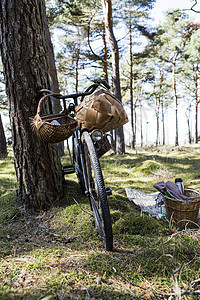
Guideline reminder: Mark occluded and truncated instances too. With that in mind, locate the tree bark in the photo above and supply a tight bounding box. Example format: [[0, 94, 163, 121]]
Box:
[[75, 42, 80, 94], [0, 0, 64, 209], [193, 65, 199, 143], [102, 25, 109, 83], [172, 58, 179, 146], [161, 100, 165, 145], [139, 97, 143, 148], [185, 104, 192, 144], [102, 0, 125, 154], [155, 97, 160, 146], [129, 18, 135, 149], [0, 113, 7, 157]]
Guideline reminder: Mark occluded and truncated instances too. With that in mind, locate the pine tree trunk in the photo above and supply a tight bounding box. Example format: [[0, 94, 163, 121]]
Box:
[[0, 113, 7, 157], [161, 101, 165, 145], [185, 104, 192, 144], [194, 66, 199, 143], [129, 19, 135, 149], [139, 98, 143, 148], [102, 0, 125, 154], [0, 0, 64, 210], [155, 97, 160, 146], [75, 42, 80, 94], [172, 59, 179, 146], [102, 25, 109, 83]]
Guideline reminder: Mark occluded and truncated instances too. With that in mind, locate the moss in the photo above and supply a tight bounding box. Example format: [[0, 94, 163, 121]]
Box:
[[84, 253, 115, 276], [0, 147, 200, 299], [136, 159, 162, 175], [113, 212, 166, 236]]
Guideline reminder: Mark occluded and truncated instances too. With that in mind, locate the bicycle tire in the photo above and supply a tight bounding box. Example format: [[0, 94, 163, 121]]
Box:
[[82, 131, 113, 251]]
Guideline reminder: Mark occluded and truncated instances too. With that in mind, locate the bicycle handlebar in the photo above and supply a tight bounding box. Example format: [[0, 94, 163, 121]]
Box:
[[39, 79, 110, 101]]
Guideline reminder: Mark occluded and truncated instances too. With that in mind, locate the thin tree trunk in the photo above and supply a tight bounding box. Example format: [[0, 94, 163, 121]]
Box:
[[139, 98, 143, 148], [134, 103, 137, 145], [0, 0, 64, 209], [172, 58, 179, 146], [186, 104, 192, 144], [161, 101, 165, 145], [75, 42, 80, 94], [102, 25, 109, 83], [155, 95, 160, 146], [129, 19, 135, 149], [194, 65, 199, 143], [102, 0, 125, 154]]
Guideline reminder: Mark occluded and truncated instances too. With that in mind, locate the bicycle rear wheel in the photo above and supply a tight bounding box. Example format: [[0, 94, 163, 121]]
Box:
[[82, 131, 113, 251]]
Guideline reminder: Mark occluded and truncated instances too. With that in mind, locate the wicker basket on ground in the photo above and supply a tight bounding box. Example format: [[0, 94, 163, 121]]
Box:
[[163, 188, 200, 227], [30, 93, 77, 143]]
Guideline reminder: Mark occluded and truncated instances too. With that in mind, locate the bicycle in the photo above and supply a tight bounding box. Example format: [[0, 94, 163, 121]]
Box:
[[39, 79, 113, 251]]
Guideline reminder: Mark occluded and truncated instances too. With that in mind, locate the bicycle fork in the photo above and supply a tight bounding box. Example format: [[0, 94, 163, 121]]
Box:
[[74, 130, 90, 196]]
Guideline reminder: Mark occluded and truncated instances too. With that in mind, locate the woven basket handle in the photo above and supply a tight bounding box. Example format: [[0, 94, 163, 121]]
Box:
[[37, 93, 66, 115]]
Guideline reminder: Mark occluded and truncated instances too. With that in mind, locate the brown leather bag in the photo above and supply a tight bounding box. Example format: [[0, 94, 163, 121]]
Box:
[[75, 89, 128, 133]]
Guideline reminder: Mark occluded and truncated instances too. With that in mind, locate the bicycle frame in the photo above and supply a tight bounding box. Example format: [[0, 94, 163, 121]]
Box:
[[72, 128, 90, 195]]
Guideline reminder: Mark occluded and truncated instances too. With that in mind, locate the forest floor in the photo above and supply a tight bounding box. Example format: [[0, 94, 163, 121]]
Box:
[[0, 144, 200, 299]]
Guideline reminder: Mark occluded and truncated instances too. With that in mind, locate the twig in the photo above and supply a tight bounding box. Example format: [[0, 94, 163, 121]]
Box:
[[112, 267, 174, 298], [3, 212, 20, 224], [189, 278, 200, 288], [84, 287, 91, 299], [181, 278, 200, 296], [173, 262, 184, 275], [163, 228, 199, 245], [113, 267, 200, 297], [163, 231, 183, 245], [72, 198, 93, 217]]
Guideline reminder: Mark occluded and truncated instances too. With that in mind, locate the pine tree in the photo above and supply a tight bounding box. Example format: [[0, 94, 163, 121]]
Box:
[[0, 0, 64, 209]]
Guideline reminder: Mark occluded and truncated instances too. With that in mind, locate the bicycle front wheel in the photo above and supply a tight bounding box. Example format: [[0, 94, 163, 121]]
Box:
[[82, 131, 113, 251]]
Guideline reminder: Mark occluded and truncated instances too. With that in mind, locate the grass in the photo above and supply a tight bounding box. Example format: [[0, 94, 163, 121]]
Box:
[[0, 144, 200, 299]]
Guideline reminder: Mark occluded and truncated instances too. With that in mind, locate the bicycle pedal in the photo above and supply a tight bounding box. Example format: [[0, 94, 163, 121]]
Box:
[[106, 187, 112, 196]]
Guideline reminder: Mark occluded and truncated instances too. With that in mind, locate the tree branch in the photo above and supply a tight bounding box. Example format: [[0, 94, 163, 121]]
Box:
[[191, 0, 200, 13], [87, 24, 107, 63]]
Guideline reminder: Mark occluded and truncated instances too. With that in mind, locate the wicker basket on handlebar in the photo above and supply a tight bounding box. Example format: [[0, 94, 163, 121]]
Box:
[[75, 89, 128, 133], [30, 93, 77, 143]]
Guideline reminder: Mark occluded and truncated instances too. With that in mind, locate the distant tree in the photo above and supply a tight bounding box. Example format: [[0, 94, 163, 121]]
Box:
[[181, 26, 200, 143], [119, 0, 155, 148], [150, 10, 199, 146], [102, 0, 125, 154]]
